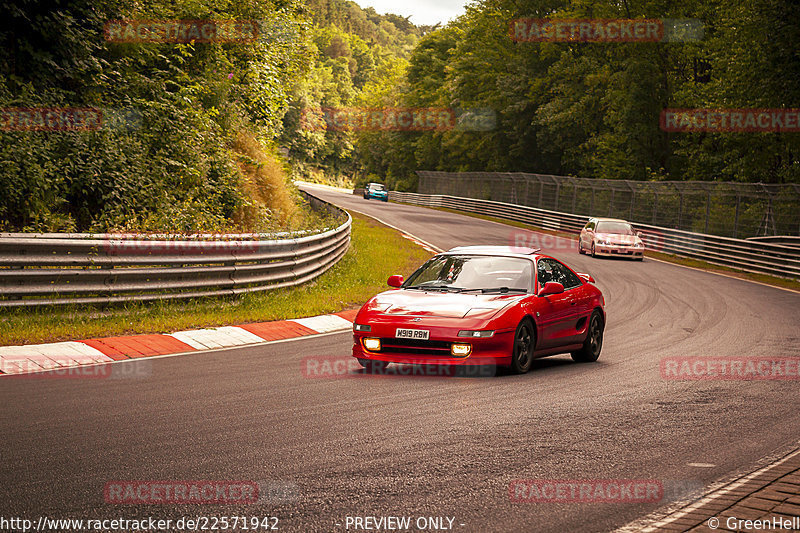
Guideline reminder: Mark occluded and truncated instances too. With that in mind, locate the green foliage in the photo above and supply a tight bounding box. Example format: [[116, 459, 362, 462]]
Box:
[[0, 0, 312, 232], [281, 0, 426, 186], [6, 0, 797, 231], [354, 0, 800, 188]]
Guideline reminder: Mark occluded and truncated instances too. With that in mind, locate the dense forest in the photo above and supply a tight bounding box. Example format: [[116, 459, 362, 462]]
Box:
[[279, 0, 430, 188], [351, 0, 800, 191], [1, 0, 317, 232], [1, 0, 797, 232]]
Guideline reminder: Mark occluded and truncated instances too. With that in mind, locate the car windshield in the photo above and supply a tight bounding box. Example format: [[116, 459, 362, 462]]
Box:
[[596, 221, 634, 235], [369, 184, 386, 191], [404, 255, 532, 292]]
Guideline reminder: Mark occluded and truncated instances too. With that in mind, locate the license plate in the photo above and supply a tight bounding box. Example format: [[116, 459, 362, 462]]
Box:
[[396, 328, 430, 340]]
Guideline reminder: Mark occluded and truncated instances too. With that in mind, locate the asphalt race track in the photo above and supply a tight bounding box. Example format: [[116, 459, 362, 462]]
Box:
[[1, 186, 799, 532]]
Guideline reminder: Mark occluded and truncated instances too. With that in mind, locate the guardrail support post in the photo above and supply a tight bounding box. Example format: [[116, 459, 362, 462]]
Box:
[[628, 182, 636, 220], [609, 189, 615, 217], [537, 180, 544, 208], [554, 182, 560, 211], [652, 192, 659, 225], [571, 185, 577, 213]]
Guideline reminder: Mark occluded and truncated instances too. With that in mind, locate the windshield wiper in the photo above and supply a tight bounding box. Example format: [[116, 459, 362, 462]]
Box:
[[476, 287, 528, 294], [406, 284, 464, 292]]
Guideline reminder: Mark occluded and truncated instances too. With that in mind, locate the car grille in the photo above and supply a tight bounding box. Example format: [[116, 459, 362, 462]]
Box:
[[379, 338, 452, 356]]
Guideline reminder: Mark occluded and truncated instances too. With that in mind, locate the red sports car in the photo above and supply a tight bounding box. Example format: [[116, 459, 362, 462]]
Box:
[[352, 245, 605, 374]]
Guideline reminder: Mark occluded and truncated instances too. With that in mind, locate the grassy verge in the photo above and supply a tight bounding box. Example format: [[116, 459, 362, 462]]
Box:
[[420, 205, 800, 292], [0, 212, 433, 346]]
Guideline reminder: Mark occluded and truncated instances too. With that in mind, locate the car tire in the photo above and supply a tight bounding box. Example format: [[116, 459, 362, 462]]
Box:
[[578, 240, 584, 254], [590, 242, 597, 257], [510, 319, 535, 374], [571, 311, 603, 363], [357, 358, 389, 372]]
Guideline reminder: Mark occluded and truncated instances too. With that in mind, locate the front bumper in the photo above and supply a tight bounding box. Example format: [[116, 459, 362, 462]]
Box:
[[352, 325, 514, 366], [594, 244, 643, 258]]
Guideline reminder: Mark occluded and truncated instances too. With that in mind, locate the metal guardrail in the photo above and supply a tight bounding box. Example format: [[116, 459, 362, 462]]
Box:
[[0, 191, 351, 307], [380, 190, 800, 280], [746, 236, 800, 248]]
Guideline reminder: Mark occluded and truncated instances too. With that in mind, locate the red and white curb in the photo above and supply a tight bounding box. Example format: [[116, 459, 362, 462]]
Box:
[[0, 310, 358, 376]]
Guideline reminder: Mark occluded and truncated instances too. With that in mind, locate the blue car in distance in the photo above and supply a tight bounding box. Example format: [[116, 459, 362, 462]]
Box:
[[363, 182, 389, 202]]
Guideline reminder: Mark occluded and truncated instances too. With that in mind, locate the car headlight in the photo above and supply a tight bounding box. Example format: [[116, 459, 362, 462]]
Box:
[[362, 338, 381, 351], [457, 330, 495, 338], [451, 343, 472, 356], [354, 324, 371, 332]]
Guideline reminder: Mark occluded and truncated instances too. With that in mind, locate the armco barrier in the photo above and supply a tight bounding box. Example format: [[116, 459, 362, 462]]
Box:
[[379, 190, 800, 280], [0, 191, 351, 307], [747, 236, 800, 248]]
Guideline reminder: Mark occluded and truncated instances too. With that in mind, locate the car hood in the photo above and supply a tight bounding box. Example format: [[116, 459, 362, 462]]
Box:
[[365, 289, 524, 319], [596, 232, 639, 244]]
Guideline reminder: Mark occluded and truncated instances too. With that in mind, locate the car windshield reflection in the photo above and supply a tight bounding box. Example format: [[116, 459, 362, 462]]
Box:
[[596, 222, 634, 234], [404, 255, 532, 292]]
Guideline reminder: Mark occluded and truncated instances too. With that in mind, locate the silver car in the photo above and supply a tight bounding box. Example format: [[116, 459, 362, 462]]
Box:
[[578, 218, 644, 260]]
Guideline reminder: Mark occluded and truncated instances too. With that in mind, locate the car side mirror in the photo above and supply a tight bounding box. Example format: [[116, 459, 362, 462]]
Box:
[[576, 272, 595, 283], [537, 281, 564, 296], [387, 275, 404, 288]]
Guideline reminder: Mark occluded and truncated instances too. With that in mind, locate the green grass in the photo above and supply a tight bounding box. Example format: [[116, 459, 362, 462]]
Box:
[[0, 212, 433, 346], [421, 205, 800, 292]]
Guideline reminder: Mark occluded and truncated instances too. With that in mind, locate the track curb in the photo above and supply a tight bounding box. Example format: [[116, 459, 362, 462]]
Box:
[[0, 310, 358, 375]]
